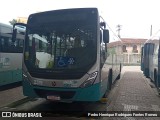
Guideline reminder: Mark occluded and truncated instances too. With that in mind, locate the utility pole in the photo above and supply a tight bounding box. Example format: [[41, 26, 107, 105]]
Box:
[[150, 25, 152, 36], [116, 24, 122, 38]]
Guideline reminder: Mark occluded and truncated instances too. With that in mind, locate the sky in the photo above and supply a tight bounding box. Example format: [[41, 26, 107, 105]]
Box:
[[1, 0, 160, 39]]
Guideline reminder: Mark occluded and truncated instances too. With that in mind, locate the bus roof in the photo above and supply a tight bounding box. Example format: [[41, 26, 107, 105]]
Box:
[[29, 8, 98, 16]]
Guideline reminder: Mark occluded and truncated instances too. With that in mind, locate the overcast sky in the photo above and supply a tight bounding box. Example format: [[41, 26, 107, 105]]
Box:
[[1, 0, 160, 39]]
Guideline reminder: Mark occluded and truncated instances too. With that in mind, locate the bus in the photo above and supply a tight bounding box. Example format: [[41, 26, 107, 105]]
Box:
[[0, 23, 25, 86], [142, 30, 160, 94], [141, 46, 144, 71], [12, 8, 122, 102]]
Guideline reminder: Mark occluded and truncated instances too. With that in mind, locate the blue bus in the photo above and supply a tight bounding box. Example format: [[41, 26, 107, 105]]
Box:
[[142, 30, 160, 94], [12, 8, 122, 102], [141, 46, 144, 71], [0, 23, 25, 86]]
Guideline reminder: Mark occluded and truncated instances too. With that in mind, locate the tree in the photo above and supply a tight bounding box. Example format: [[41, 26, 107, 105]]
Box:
[[107, 47, 116, 57], [9, 19, 17, 25]]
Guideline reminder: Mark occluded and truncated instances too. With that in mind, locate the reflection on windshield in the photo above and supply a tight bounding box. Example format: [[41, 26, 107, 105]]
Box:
[[25, 25, 96, 70]]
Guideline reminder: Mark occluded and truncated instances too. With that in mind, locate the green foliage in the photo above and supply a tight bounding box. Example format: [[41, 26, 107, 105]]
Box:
[[9, 19, 17, 25], [108, 47, 116, 54], [106, 47, 116, 57]]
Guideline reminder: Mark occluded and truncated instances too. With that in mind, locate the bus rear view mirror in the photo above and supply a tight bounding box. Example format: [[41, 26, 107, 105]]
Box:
[[103, 29, 109, 43], [12, 29, 17, 42], [12, 23, 27, 42], [100, 30, 102, 43]]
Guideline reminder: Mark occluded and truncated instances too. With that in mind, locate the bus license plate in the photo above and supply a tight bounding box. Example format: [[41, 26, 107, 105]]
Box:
[[47, 96, 60, 101]]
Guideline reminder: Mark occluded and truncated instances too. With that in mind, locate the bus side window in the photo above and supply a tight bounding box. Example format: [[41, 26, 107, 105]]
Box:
[[3, 37, 9, 52], [0, 38, 2, 52], [15, 39, 23, 53], [0, 38, 5, 52], [9, 38, 16, 53], [0, 36, 15, 53], [19, 39, 23, 53]]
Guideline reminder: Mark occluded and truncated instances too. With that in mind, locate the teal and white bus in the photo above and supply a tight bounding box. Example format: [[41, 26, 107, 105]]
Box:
[[13, 8, 122, 102], [142, 30, 160, 93], [0, 23, 24, 86]]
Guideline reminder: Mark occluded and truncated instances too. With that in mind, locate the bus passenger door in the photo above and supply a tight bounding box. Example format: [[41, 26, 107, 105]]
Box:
[[144, 43, 151, 77], [149, 43, 154, 80]]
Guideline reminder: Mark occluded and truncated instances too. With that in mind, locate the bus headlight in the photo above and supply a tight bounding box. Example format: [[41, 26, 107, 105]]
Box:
[[80, 71, 98, 88]]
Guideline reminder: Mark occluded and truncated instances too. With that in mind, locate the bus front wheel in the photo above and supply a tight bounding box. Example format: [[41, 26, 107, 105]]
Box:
[[154, 69, 158, 87], [102, 69, 112, 98]]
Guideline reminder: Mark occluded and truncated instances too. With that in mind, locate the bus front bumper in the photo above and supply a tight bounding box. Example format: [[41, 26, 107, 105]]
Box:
[[23, 80, 102, 102]]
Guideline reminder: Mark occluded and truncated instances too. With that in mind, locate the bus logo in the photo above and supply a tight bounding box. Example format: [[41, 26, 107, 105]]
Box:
[[0, 58, 10, 68]]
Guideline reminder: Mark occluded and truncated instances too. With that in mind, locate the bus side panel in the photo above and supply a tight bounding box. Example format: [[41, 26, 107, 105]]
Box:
[[141, 47, 144, 71], [158, 47, 160, 89], [0, 70, 22, 86], [112, 54, 117, 82], [153, 44, 159, 89], [0, 71, 12, 86], [143, 44, 150, 77], [0, 53, 22, 86], [100, 62, 110, 95], [149, 44, 155, 81], [158, 71, 160, 89], [12, 69, 22, 83], [23, 79, 39, 97]]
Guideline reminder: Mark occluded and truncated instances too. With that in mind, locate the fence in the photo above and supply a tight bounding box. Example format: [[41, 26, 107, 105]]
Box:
[[123, 53, 141, 66]]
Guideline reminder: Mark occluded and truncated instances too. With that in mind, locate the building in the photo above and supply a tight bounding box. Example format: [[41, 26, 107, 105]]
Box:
[[16, 11, 41, 24], [107, 38, 147, 65], [16, 17, 28, 24]]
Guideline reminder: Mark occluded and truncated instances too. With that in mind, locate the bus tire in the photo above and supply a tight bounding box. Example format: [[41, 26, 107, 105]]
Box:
[[154, 69, 158, 87], [102, 69, 112, 98], [107, 69, 112, 91]]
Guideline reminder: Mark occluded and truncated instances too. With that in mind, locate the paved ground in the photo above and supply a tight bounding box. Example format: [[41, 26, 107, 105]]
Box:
[[105, 66, 160, 120], [0, 66, 160, 120], [0, 85, 25, 108]]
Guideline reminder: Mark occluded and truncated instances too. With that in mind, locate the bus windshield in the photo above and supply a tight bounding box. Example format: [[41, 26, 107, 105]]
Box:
[[24, 9, 97, 77]]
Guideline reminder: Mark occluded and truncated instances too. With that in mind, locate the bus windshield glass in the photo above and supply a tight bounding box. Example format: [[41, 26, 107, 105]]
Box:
[[24, 9, 97, 74]]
